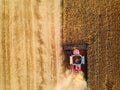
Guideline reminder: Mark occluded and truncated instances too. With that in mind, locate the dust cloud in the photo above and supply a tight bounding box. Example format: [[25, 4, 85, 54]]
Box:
[[54, 71, 87, 90]]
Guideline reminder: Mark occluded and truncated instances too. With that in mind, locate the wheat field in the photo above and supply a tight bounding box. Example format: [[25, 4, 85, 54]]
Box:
[[63, 0, 120, 90], [0, 0, 120, 90]]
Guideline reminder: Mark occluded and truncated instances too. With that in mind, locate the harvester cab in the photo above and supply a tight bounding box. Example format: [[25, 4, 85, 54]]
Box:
[[63, 44, 87, 73]]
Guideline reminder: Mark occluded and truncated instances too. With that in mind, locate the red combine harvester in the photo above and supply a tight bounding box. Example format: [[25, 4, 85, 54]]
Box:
[[63, 44, 87, 73]]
